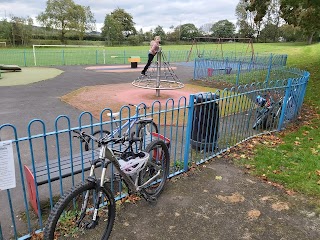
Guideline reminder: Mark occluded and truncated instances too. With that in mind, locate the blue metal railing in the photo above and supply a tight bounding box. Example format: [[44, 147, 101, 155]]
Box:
[[0, 67, 309, 240]]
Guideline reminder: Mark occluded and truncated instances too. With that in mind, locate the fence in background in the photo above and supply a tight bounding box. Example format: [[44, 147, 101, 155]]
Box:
[[0, 65, 309, 239], [0, 48, 287, 67], [193, 54, 289, 85]]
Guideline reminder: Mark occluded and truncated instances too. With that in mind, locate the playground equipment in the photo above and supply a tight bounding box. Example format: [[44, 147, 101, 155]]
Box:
[[0, 64, 21, 71], [132, 46, 184, 97], [186, 37, 255, 62]]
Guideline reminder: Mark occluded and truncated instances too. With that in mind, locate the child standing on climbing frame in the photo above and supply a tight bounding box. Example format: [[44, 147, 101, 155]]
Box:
[[141, 36, 161, 76]]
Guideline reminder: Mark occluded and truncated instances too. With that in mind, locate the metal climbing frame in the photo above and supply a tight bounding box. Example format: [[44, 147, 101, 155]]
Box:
[[132, 46, 184, 97]]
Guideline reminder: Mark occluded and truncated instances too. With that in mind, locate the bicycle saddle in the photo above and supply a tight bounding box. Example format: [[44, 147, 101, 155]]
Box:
[[107, 112, 120, 118]]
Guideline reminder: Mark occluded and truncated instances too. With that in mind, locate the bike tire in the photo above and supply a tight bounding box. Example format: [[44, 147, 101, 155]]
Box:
[[138, 139, 170, 199], [44, 180, 116, 240], [267, 101, 282, 129], [253, 111, 268, 130], [137, 121, 158, 150]]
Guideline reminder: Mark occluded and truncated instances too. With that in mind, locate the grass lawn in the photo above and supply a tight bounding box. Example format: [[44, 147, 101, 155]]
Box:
[[231, 42, 320, 203]]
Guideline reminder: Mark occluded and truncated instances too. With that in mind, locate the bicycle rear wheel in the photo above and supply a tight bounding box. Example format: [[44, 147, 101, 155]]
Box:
[[44, 180, 115, 240], [138, 139, 170, 199], [137, 121, 158, 150]]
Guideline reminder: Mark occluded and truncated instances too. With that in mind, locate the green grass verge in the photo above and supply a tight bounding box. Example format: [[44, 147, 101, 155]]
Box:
[[234, 42, 320, 201]]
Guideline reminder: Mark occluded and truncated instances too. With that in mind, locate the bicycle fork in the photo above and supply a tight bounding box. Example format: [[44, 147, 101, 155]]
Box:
[[77, 165, 108, 229]]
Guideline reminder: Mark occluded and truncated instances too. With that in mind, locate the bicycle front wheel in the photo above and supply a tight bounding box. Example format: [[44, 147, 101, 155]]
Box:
[[44, 180, 116, 240], [138, 139, 170, 199]]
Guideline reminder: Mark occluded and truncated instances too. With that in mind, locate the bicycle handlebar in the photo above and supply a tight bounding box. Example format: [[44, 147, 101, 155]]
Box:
[[72, 130, 141, 145], [128, 103, 150, 110]]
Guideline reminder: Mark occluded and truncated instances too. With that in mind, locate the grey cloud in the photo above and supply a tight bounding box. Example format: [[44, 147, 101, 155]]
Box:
[[1, 0, 239, 31]]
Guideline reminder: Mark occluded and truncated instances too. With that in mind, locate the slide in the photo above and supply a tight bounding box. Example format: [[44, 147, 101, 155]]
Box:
[[0, 64, 21, 71]]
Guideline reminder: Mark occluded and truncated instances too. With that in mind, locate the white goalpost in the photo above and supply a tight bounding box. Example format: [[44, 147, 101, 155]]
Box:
[[32, 44, 106, 66], [0, 42, 6, 47]]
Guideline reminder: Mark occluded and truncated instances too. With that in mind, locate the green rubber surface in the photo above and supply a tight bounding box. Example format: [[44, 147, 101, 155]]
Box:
[[0, 67, 64, 86]]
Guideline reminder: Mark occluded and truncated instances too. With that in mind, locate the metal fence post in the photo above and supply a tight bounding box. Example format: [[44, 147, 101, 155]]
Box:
[[183, 94, 195, 171], [62, 49, 65, 65], [24, 49, 27, 66], [236, 61, 241, 85], [278, 78, 292, 131], [265, 53, 273, 85]]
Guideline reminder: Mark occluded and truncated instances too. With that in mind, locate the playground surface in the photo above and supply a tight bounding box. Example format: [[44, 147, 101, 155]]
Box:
[[0, 64, 319, 239]]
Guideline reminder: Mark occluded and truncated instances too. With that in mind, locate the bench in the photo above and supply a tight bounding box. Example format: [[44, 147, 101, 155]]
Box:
[[24, 133, 170, 215], [24, 150, 100, 215], [207, 67, 232, 76], [128, 56, 141, 68]]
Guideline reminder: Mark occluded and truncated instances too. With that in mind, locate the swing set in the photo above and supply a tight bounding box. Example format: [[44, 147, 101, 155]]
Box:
[[186, 37, 255, 62]]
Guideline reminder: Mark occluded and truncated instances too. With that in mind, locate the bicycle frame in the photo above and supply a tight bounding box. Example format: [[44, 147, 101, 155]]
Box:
[[108, 113, 141, 138], [105, 105, 151, 139], [89, 144, 162, 195]]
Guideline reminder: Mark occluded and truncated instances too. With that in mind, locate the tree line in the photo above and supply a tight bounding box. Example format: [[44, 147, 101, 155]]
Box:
[[0, 0, 319, 46]]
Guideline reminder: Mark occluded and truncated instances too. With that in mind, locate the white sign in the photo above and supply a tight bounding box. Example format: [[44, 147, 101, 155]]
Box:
[[0, 141, 16, 190]]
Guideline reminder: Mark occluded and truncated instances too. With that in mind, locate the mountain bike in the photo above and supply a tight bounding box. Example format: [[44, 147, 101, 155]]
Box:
[[44, 130, 170, 240], [252, 92, 296, 130], [84, 103, 158, 151]]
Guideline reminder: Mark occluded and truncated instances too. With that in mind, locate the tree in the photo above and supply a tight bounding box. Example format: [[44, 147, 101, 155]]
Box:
[[235, 0, 257, 38], [0, 19, 12, 43], [37, 0, 95, 43], [211, 20, 235, 38], [101, 14, 123, 45], [0, 16, 33, 46], [166, 25, 180, 41], [199, 23, 213, 35], [109, 8, 136, 37], [260, 23, 279, 42], [153, 25, 166, 40], [279, 24, 303, 42], [245, 0, 320, 44], [71, 5, 95, 40], [179, 23, 200, 40]]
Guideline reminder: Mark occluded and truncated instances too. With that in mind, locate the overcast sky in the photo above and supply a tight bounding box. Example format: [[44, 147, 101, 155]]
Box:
[[0, 0, 240, 32]]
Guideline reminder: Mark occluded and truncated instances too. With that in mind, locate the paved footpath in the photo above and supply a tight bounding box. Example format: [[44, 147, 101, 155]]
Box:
[[83, 158, 320, 240]]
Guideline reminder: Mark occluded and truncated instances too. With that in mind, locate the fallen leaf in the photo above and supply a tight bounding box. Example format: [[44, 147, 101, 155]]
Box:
[[215, 176, 222, 180], [311, 148, 319, 155], [286, 190, 295, 195], [272, 202, 289, 211], [260, 196, 275, 201], [247, 209, 261, 220], [217, 192, 245, 203]]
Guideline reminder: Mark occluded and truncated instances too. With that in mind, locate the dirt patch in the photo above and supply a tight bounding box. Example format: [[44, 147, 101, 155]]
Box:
[[216, 192, 245, 203], [61, 83, 217, 120]]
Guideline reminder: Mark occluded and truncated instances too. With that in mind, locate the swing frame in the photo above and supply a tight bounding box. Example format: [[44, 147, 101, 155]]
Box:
[[186, 37, 254, 62]]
